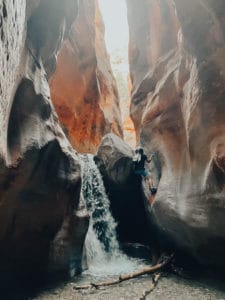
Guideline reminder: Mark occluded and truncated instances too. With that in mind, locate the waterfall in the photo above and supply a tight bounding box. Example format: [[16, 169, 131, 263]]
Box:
[[80, 154, 145, 277]]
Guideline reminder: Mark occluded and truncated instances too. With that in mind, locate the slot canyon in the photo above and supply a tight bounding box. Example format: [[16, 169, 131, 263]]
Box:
[[0, 0, 225, 299]]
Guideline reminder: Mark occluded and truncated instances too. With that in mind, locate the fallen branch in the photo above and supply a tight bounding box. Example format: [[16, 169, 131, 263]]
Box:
[[139, 272, 161, 300], [74, 254, 173, 290]]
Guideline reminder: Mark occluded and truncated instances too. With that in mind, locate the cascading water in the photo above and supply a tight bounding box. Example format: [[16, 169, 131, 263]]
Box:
[[80, 154, 146, 277]]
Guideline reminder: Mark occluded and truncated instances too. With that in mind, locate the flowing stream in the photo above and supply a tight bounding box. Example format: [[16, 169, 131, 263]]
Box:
[[80, 154, 146, 277]]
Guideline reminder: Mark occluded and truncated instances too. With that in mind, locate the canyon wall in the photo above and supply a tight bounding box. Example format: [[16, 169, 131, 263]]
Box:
[[0, 0, 88, 286], [127, 0, 225, 266], [50, 0, 123, 153]]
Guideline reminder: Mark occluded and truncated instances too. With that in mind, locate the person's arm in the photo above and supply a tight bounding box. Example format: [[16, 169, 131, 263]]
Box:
[[146, 155, 153, 163]]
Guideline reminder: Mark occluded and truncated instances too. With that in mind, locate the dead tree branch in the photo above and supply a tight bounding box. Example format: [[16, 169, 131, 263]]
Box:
[[139, 272, 161, 300], [74, 254, 173, 290]]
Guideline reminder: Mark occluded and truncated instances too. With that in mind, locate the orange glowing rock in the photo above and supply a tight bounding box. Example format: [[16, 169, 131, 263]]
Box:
[[50, 0, 123, 153]]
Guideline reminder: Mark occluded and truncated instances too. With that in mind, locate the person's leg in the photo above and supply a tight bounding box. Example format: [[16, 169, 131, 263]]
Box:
[[144, 171, 153, 189], [146, 173, 158, 195], [148, 175, 153, 187]]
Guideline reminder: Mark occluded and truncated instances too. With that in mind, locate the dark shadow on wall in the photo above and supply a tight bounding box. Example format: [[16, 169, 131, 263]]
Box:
[[94, 156, 150, 246]]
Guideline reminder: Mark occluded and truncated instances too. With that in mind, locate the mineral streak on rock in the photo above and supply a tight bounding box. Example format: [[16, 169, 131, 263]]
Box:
[[50, 0, 123, 153], [127, 0, 225, 266]]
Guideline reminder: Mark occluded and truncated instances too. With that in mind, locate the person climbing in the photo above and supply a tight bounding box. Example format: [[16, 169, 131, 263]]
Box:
[[133, 148, 157, 195], [133, 148, 151, 177]]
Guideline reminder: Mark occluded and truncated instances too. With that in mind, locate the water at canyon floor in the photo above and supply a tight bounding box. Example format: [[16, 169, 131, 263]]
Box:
[[35, 274, 225, 300], [32, 154, 225, 300]]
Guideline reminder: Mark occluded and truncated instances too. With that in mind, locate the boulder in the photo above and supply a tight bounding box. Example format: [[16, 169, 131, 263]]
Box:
[[96, 134, 150, 245]]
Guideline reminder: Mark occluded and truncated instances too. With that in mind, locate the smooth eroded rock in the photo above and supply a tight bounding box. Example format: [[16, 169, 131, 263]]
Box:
[[127, 0, 225, 266], [0, 0, 88, 287]]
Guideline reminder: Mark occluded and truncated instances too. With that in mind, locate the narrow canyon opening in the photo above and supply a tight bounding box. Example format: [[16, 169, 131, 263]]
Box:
[[1, 0, 225, 298], [98, 0, 136, 148]]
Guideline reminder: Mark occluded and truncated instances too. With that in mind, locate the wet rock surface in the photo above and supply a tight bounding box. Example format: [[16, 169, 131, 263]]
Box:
[[50, 0, 123, 153], [126, 0, 225, 266]]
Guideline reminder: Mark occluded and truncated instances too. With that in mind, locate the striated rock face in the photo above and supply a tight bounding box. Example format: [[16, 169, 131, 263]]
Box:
[[0, 0, 88, 286], [96, 134, 150, 245], [110, 52, 137, 148], [127, 0, 180, 142], [127, 0, 225, 266], [49, 0, 123, 153]]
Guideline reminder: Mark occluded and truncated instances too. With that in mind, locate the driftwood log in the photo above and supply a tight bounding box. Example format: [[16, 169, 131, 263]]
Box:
[[74, 255, 173, 290]]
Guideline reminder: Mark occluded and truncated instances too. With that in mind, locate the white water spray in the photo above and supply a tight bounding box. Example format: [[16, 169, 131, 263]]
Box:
[[80, 154, 146, 277]]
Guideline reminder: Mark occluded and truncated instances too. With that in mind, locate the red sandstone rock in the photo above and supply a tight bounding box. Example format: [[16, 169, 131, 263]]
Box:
[[127, 0, 225, 266], [49, 0, 123, 153], [0, 0, 88, 286]]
